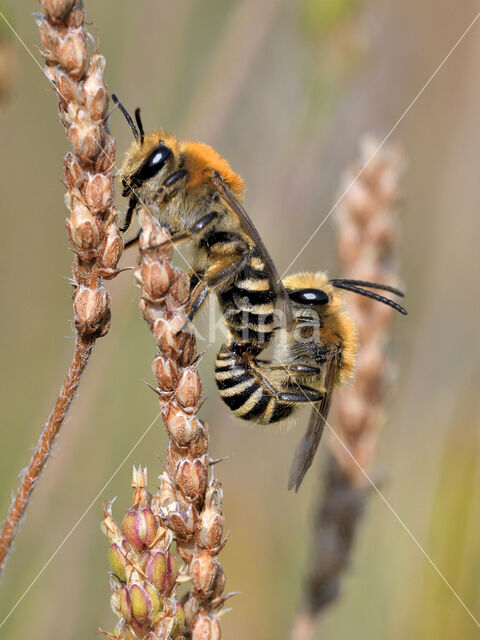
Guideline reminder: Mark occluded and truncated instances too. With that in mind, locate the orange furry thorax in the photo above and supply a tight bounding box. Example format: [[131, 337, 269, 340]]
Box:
[[182, 141, 244, 197]]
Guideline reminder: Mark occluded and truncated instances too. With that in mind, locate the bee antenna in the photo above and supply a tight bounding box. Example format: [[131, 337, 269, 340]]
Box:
[[330, 278, 405, 298], [134, 108, 145, 145], [331, 282, 407, 315], [111, 94, 139, 141]]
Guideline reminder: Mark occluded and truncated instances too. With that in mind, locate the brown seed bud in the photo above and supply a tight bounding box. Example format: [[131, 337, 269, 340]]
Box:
[[95, 134, 116, 173], [83, 53, 108, 120], [55, 29, 86, 79], [55, 69, 79, 109], [175, 367, 201, 412], [41, 0, 75, 21], [157, 473, 177, 509], [190, 551, 224, 599], [164, 404, 203, 447], [73, 285, 110, 337], [192, 614, 221, 640], [65, 202, 102, 253], [64, 152, 85, 190], [161, 503, 195, 540], [141, 550, 177, 595], [152, 318, 180, 358], [64, 5, 84, 29], [175, 458, 208, 500], [122, 508, 159, 550], [99, 222, 123, 271], [84, 173, 113, 215], [140, 261, 175, 301], [183, 594, 199, 627], [138, 209, 174, 259], [153, 356, 179, 392], [35, 15, 57, 53], [68, 106, 103, 160], [169, 270, 190, 305], [196, 482, 224, 549]]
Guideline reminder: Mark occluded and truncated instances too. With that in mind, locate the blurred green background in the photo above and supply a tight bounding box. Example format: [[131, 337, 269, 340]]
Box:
[[1, 1, 480, 638]]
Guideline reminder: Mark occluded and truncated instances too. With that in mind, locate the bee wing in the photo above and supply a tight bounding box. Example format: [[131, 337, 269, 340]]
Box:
[[211, 173, 293, 330], [288, 350, 339, 492]]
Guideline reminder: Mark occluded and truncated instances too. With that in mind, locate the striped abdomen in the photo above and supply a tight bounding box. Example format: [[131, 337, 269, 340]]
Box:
[[215, 345, 293, 424], [216, 246, 276, 353]]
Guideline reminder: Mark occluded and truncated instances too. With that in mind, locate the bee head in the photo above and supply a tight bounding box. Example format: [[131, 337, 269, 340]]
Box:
[[113, 94, 180, 198]]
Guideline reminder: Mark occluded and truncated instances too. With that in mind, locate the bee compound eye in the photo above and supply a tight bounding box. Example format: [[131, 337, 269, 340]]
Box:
[[135, 144, 172, 183], [288, 288, 329, 306]]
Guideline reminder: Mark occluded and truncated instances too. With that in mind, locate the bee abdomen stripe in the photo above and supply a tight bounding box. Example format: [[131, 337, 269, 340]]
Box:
[[231, 386, 267, 417], [239, 391, 272, 421], [235, 278, 271, 292], [221, 382, 261, 411], [215, 370, 252, 389]]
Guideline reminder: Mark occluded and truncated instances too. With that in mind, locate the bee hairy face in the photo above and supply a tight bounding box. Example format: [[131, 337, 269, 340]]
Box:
[[122, 143, 174, 195]]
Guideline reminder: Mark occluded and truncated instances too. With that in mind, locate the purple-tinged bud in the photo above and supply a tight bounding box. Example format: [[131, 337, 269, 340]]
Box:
[[142, 550, 178, 595], [109, 543, 128, 582], [121, 508, 158, 550], [130, 583, 161, 624], [119, 586, 132, 622]]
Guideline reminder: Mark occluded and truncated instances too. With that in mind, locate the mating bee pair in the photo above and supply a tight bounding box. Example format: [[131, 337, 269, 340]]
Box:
[[113, 96, 406, 491]]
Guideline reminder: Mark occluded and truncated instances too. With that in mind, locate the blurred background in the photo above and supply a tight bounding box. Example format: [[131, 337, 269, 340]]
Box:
[[1, 1, 480, 638]]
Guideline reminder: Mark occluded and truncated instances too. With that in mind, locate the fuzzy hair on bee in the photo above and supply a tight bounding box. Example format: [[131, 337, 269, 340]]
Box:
[[112, 95, 292, 355]]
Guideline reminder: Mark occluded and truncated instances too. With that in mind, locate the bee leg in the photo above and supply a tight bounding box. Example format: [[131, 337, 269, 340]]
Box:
[[249, 363, 322, 403], [259, 363, 321, 375], [145, 212, 220, 251], [120, 195, 138, 233], [178, 254, 248, 332]]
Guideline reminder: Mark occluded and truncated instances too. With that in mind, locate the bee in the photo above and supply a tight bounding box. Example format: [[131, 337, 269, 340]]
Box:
[[215, 272, 406, 490], [112, 95, 292, 354]]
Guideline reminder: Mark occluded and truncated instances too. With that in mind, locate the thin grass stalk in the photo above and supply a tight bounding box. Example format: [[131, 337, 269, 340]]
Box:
[[0, 0, 121, 576], [291, 136, 404, 639], [133, 208, 227, 639]]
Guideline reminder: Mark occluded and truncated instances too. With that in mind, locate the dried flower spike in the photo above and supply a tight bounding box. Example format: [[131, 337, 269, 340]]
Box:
[[0, 0, 121, 576], [291, 137, 404, 639], [135, 207, 228, 637]]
